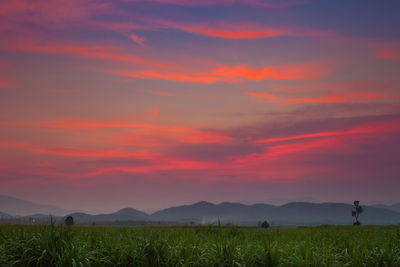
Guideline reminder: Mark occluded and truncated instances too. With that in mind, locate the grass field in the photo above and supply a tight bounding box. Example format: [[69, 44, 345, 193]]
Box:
[[1, 224, 399, 266]]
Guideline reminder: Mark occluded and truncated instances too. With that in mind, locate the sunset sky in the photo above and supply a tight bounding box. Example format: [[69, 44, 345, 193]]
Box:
[[1, 0, 400, 212]]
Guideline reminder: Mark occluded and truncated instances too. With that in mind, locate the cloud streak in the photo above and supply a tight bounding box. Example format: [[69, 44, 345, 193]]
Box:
[[107, 61, 330, 83], [244, 92, 394, 104]]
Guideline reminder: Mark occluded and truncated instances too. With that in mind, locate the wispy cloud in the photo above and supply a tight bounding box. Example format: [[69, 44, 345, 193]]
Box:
[[106, 61, 330, 83], [121, 0, 308, 8], [243, 92, 394, 104], [129, 33, 147, 47]]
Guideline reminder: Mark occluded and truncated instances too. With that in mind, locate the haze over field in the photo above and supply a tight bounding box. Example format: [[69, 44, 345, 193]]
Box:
[[1, 195, 400, 226], [0, 0, 400, 212]]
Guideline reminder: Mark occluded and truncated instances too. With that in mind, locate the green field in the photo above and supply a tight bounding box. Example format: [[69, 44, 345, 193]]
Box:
[[1, 224, 399, 266]]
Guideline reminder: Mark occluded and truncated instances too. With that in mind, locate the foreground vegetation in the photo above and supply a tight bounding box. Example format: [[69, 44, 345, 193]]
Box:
[[1, 224, 399, 266]]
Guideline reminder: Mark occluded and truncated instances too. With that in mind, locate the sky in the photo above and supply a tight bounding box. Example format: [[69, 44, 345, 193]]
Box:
[[0, 0, 400, 213]]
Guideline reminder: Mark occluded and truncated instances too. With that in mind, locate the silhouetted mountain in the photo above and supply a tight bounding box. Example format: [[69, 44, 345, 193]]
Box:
[[0, 211, 12, 219], [151, 201, 275, 222], [372, 203, 400, 213], [2, 197, 400, 225], [150, 201, 400, 225], [67, 208, 149, 223], [0, 195, 72, 216], [113, 208, 149, 218], [269, 202, 400, 225]]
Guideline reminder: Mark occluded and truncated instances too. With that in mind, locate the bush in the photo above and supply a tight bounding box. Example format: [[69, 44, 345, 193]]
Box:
[[261, 220, 270, 229]]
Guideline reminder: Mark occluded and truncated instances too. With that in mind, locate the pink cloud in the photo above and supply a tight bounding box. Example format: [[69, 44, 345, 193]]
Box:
[[375, 48, 400, 60], [129, 33, 147, 47], [106, 61, 330, 84], [0, 77, 15, 88], [244, 92, 394, 104], [121, 0, 308, 8]]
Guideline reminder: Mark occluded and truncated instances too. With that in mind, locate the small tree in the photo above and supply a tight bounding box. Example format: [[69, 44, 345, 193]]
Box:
[[261, 220, 270, 229], [64, 215, 74, 226], [352, 200, 363, 225]]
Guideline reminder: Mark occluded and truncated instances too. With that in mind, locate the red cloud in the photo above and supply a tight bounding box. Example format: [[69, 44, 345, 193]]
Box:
[[122, 0, 308, 8], [2, 118, 400, 181], [3, 37, 330, 84], [106, 61, 329, 84], [375, 49, 400, 60], [0, 119, 151, 130], [5, 40, 176, 70], [0, 77, 14, 88], [0, 139, 154, 159], [177, 24, 285, 39], [244, 92, 394, 104], [255, 119, 400, 145], [31, 147, 152, 159], [141, 17, 331, 40], [287, 93, 393, 104]]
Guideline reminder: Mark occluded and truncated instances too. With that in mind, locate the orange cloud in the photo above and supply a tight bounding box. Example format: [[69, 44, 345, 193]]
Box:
[[106, 61, 329, 84], [3, 37, 330, 84]]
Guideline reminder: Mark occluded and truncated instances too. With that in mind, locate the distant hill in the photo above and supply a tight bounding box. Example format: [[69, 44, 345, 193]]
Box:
[[372, 203, 400, 213], [0, 211, 12, 219], [0, 195, 72, 216], [68, 208, 149, 224], [151, 201, 275, 222], [1, 196, 400, 226], [150, 201, 400, 225]]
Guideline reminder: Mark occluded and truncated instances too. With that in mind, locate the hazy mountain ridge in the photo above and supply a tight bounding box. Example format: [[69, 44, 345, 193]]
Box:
[[68, 208, 149, 223], [0, 211, 11, 219], [372, 203, 400, 213], [151, 201, 276, 222], [1, 195, 400, 225], [0, 195, 72, 216], [151, 201, 400, 225]]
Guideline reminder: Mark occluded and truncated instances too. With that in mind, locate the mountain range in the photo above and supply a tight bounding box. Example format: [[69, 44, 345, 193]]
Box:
[[0, 195, 72, 216], [372, 203, 400, 213], [1, 195, 400, 225]]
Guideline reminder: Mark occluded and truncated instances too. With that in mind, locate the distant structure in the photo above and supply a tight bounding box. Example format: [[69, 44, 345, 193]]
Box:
[[352, 200, 363, 225], [261, 220, 270, 229], [64, 215, 74, 226]]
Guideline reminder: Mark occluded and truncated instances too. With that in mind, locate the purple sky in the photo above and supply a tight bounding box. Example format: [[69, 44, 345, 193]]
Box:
[[0, 0, 399, 212]]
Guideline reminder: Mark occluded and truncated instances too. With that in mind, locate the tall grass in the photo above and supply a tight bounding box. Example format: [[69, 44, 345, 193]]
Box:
[[1, 224, 399, 266]]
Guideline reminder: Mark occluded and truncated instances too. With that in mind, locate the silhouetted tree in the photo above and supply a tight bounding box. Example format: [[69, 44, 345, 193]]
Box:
[[261, 220, 270, 229], [64, 215, 74, 226], [352, 200, 363, 225]]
